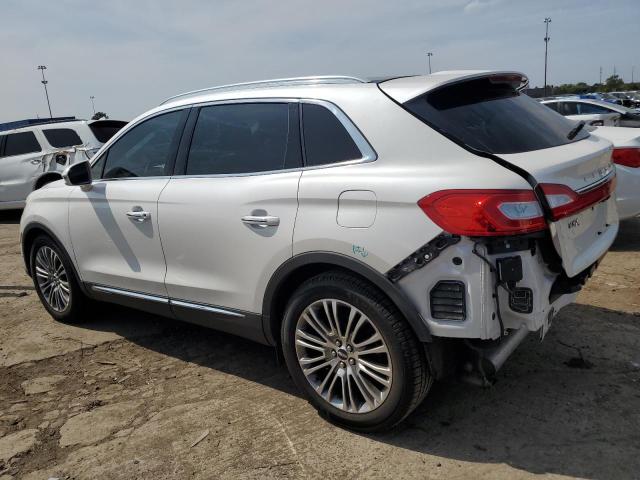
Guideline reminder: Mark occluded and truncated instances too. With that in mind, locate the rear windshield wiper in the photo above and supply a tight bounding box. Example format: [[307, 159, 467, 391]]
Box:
[[567, 121, 586, 140]]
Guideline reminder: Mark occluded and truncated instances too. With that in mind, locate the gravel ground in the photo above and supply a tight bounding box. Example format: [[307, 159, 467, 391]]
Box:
[[0, 209, 638, 480]]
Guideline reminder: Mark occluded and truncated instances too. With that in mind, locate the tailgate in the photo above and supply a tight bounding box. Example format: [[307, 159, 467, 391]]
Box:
[[391, 71, 619, 278], [502, 136, 617, 277]]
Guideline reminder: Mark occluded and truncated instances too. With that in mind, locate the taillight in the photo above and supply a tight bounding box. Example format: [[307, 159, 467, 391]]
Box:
[[418, 190, 546, 236], [419, 178, 616, 236], [539, 176, 616, 220], [612, 148, 640, 168]]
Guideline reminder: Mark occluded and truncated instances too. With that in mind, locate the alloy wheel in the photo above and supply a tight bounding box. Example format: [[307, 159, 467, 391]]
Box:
[[294, 299, 393, 414], [34, 246, 70, 312]]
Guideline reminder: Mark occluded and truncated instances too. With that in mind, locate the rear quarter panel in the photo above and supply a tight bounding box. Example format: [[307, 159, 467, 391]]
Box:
[[293, 89, 532, 274]]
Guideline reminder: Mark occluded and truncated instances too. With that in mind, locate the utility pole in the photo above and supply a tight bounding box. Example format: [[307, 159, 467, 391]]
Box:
[[426, 52, 433, 74], [632, 66, 635, 83], [599, 66, 603, 85], [543, 17, 551, 97], [37, 65, 52, 118], [90, 96, 96, 115]]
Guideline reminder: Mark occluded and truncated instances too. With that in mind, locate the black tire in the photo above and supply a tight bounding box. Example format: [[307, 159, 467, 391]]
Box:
[[281, 271, 432, 432], [30, 234, 89, 323]]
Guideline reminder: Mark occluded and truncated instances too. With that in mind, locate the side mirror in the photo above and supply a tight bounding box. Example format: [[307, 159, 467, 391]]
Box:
[[62, 161, 92, 186]]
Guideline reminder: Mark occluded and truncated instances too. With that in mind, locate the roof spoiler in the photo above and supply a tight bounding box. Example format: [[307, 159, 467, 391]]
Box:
[[379, 71, 529, 104]]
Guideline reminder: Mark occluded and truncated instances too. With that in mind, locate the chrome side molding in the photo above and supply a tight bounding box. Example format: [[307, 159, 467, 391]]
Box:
[[169, 299, 245, 318], [89, 284, 245, 318], [91, 285, 169, 303]]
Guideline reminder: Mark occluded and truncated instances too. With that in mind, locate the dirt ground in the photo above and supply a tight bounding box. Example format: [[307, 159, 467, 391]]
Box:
[[0, 209, 638, 480]]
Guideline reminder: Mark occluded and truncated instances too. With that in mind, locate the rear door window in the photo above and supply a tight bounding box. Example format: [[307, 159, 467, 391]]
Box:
[[302, 103, 362, 166], [185, 103, 301, 175], [42, 128, 83, 148], [404, 78, 589, 154], [1, 131, 41, 157], [89, 121, 128, 143]]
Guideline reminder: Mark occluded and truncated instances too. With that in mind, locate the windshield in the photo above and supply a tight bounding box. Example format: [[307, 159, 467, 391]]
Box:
[[404, 77, 589, 154]]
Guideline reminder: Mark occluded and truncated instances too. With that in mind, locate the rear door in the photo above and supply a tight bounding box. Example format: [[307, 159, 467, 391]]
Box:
[[388, 73, 618, 278], [0, 131, 44, 203], [159, 101, 302, 339]]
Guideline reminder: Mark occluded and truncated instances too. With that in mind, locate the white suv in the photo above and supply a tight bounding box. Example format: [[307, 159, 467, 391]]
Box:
[[0, 119, 126, 210], [20, 72, 619, 431]]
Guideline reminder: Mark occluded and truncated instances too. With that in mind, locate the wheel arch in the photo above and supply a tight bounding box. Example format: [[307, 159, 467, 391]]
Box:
[[21, 223, 87, 295], [262, 252, 432, 346]]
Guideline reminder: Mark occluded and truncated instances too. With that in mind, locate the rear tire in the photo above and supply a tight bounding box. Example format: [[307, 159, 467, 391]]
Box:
[[30, 235, 88, 323], [281, 271, 432, 432]]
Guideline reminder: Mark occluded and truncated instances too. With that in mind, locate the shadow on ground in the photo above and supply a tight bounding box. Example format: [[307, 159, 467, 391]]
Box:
[[71, 300, 640, 480], [0, 209, 22, 224], [610, 217, 640, 252]]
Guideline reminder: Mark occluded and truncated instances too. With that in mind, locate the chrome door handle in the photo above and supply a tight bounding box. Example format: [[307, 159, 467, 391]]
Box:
[[126, 210, 151, 222], [241, 215, 280, 227]]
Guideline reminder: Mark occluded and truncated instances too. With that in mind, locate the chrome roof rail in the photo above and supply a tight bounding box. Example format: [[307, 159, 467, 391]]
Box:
[[160, 76, 367, 105]]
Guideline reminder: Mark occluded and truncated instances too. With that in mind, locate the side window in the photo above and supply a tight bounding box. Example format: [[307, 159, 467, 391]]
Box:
[[543, 102, 559, 112], [90, 154, 106, 179], [42, 128, 83, 148], [559, 102, 578, 116], [302, 103, 361, 166], [102, 111, 183, 179], [2, 131, 41, 157], [576, 103, 610, 115], [186, 103, 299, 175]]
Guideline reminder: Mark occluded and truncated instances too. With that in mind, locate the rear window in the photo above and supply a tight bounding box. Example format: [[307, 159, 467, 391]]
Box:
[[42, 128, 83, 148], [302, 103, 362, 166], [1, 131, 41, 157], [89, 120, 128, 143], [405, 78, 589, 154]]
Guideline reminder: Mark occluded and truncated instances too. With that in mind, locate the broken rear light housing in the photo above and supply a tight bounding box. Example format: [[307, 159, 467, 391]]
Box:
[[419, 178, 616, 236], [418, 189, 546, 236], [540, 176, 616, 220]]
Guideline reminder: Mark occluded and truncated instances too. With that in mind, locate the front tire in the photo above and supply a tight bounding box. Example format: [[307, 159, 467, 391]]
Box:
[[30, 235, 88, 323], [281, 271, 432, 431]]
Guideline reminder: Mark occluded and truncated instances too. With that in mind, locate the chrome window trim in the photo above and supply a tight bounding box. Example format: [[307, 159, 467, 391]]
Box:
[[169, 97, 377, 179], [300, 98, 377, 164]]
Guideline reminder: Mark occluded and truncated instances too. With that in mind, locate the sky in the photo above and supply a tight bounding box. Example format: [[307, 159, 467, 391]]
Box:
[[1, 0, 638, 122]]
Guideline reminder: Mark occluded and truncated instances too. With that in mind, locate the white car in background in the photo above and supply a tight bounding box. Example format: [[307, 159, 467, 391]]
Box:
[[542, 98, 640, 127], [541, 98, 620, 126], [591, 126, 640, 220], [0, 119, 126, 210]]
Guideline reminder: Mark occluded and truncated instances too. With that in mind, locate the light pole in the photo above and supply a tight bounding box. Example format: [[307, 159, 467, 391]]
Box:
[[37, 65, 53, 118], [632, 66, 635, 83], [90, 96, 96, 115], [599, 66, 603, 85], [543, 17, 551, 97], [426, 52, 433, 74]]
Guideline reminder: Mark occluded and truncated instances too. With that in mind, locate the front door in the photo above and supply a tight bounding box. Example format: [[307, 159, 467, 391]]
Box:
[[69, 109, 187, 299]]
